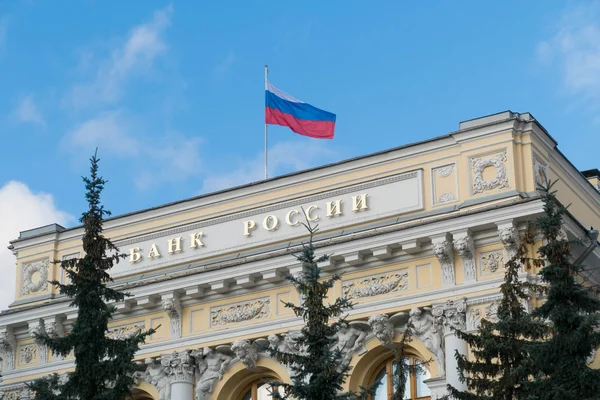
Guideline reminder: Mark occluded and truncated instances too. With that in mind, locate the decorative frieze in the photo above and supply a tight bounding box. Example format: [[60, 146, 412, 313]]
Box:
[[471, 150, 509, 194], [432, 235, 455, 286], [162, 295, 182, 339], [479, 250, 504, 275], [342, 269, 409, 300], [107, 322, 145, 340], [453, 233, 477, 283], [438, 193, 454, 204], [21, 259, 49, 296], [211, 297, 270, 327]]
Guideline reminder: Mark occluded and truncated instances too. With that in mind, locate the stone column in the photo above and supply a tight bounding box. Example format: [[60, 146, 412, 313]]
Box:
[[163, 350, 195, 400], [433, 298, 468, 394]]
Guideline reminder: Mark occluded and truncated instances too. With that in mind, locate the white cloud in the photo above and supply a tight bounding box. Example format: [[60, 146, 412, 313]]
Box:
[[0, 182, 72, 310], [62, 111, 203, 189], [14, 95, 46, 128], [62, 110, 138, 156], [202, 140, 339, 193], [64, 4, 173, 108], [214, 51, 236, 80], [538, 2, 600, 103]]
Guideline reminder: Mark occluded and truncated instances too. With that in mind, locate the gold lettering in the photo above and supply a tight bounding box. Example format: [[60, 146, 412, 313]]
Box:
[[243, 220, 257, 236], [305, 205, 320, 222], [351, 194, 369, 212], [326, 199, 343, 217], [286, 209, 300, 226], [263, 215, 280, 231], [148, 244, 161, 259], [190, 232, 204, 249], [168, 237, 183, 254], [129, 247, 142, 263]]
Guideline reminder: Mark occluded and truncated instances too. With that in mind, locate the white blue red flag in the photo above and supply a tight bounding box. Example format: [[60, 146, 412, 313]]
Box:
[[265, 81, 336, 139]]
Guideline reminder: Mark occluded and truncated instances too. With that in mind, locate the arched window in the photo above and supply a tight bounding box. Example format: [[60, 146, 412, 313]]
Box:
[[239, 381, 283, 400], [369, 357, 431, 400]]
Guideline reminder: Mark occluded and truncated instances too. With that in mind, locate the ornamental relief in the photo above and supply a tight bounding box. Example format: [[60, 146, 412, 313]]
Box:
[[18, 344, 36, 365], [21, 259, 49, 296], [471, 150, 509, 194], [431, 163, 458, 206], [106, 322, 145, 340], [479, 250, 505, 275], [211, 297, 270, 327], [342, 269, 409, 300]]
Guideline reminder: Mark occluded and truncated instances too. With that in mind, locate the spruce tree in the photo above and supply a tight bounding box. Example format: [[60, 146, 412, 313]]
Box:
[[527, 181, 600, 399], [390, 320, 430, 400], [447, 224, 548, 400], [267, 221, 369, 400], [29, 152, 154, 400]]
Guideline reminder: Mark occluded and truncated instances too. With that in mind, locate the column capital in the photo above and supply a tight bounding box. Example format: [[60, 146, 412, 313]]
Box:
[[162, 350, 195, 384], [433, 298, 467, 335]]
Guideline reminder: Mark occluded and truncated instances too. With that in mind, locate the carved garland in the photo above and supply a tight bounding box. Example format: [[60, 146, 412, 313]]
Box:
[[471, 151, 509, 194], [107, 323, 146, 340], [211, 298, 270, 326], [21, 259, 49, 295], [342, 270, 409, 300]]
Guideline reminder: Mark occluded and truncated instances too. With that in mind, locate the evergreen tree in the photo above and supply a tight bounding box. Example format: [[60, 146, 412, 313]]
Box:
[[527, 181, 600, 399], [267, 220, 369, 400], [390, 320, 430, 400], [447, 224, 548, 400], [29, 152, 154, 400]]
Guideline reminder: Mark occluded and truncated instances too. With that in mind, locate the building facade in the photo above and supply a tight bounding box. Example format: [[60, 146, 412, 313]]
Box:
[[1, 111, 600, 400]]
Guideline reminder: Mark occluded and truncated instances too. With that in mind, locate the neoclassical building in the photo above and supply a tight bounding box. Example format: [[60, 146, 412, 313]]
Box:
[[1, 111, 599, 400]]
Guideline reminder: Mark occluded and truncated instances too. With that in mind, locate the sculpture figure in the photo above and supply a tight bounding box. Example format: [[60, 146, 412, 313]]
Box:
[[409, 307, 446, 377], [192, 347, 232, 400]]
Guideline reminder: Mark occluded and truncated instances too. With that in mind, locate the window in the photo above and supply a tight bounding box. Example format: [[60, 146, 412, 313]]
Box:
[[239, 382, 283, 400], [369, 357, 431, 400]]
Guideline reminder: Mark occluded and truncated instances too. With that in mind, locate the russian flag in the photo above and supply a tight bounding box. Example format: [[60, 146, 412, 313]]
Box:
[[265, 81, 336, 139]]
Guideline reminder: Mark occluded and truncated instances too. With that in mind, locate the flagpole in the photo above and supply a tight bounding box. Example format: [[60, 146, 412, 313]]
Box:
[[264, 65, 269, 180]]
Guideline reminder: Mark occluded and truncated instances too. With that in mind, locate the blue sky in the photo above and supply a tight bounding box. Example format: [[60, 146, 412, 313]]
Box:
[[0, 0, 599, 306]]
